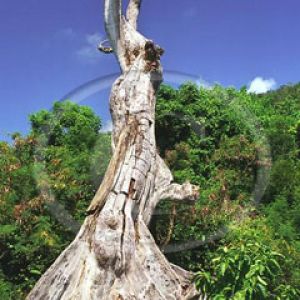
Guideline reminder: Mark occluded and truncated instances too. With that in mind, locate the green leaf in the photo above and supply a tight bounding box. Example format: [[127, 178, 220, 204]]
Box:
[[29, 269, 42, 275], [257, 275, 267, 286], [270, 259, 281, 270], [220, 263, 226, 276], [257, 283, 267, 297]]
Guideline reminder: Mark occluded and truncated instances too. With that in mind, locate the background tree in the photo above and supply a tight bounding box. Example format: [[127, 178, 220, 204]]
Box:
[[0, 82, 300, 299]]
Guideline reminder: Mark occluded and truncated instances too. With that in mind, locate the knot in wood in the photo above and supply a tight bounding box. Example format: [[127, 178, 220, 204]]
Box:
[[144, 40, 164, 72], [103, 211, 118, 229]]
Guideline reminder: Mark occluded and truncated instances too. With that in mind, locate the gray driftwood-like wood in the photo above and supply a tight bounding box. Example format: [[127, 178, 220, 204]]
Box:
[[27, 1, 200, 299]]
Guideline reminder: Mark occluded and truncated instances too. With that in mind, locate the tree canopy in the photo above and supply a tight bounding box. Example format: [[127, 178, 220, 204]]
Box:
[[0, 83, 300, 299]]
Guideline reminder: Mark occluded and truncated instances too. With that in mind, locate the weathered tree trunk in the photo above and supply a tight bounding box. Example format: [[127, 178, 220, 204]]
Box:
[[27, 1, 200, 299]]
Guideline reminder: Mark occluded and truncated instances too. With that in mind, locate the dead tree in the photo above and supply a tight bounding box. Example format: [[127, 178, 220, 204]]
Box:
[[27, 1, 200, 299]]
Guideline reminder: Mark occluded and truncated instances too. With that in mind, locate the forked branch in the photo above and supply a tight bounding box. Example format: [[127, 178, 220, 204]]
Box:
[[104, 0, 144, 71]]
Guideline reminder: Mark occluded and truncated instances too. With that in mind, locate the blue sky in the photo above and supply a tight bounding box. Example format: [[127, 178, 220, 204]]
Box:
[[1, 0, 300, 140]]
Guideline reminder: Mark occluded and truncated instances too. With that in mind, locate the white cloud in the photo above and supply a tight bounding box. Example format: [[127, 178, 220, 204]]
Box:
[[100, 120, 113, 133], [196, 77, 211, 89], [247, 77, 276, 94], [76, 32, 103, 63]]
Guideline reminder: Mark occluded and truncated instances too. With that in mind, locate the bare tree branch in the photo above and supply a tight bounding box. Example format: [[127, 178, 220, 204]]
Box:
[[104, 0, 145, 71], [159, 182, 200, 204], [126, 0, 142, 29], [104, 0, 129, 70], [104, 0, 121, 51]]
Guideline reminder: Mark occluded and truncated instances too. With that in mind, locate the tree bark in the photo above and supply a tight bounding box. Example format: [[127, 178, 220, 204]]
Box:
[[27, 1, 200, 299]]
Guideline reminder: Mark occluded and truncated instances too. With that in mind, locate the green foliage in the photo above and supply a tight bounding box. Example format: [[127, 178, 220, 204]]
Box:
[[194, 219, 300, 299], [0, 271, 14, 300], [1, 82, 300, 298], [265, 197, 299, 241], [0, 101, 108, 298], [30, 101, 101, 150], [154, 82, 300, 298]]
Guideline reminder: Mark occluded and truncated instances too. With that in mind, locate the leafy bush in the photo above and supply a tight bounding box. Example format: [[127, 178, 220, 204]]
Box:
[[194, 219, 300, 299]]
